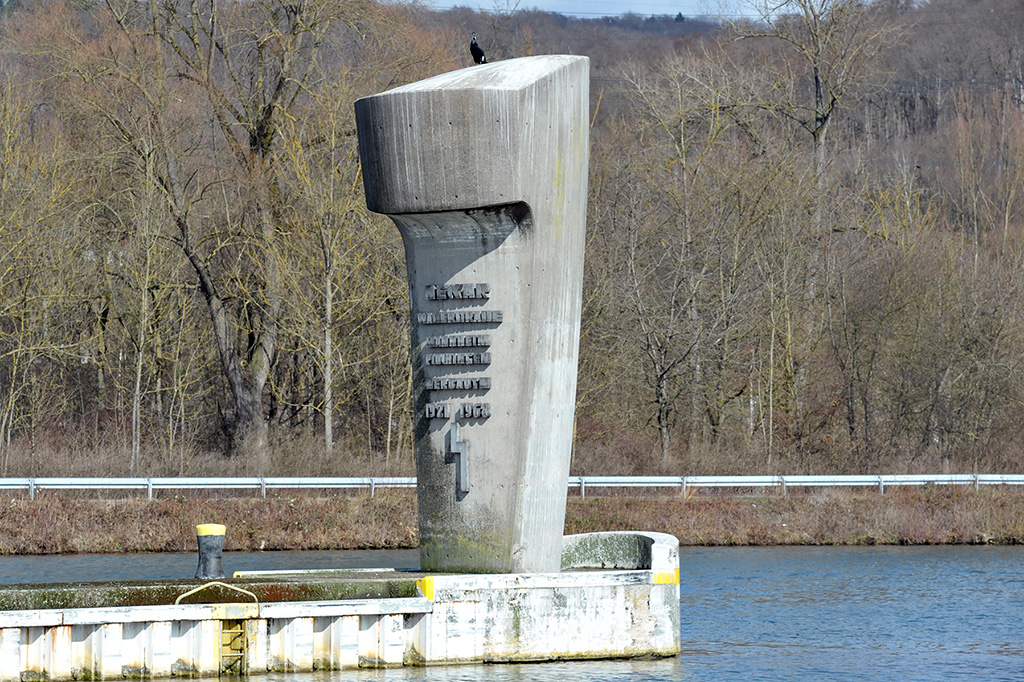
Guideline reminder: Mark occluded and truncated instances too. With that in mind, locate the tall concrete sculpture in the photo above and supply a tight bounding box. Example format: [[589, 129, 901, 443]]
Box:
[[355, 55, 589, 573]]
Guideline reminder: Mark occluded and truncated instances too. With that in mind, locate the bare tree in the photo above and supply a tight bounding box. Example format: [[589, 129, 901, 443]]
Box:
[[57, 0, 373, 461], [277, 73, 408, 457], [616, 51, 769, 468], [0, 73, 83, 472], [730, 0, 901, 226]]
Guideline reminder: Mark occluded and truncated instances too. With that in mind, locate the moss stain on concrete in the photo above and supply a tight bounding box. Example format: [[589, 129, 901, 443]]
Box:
[[0, 574, 422, 611]]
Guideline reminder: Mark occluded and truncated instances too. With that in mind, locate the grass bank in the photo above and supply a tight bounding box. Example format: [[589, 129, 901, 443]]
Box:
[[1, 487, 1022, 555], [566, 487, 1024, 545]]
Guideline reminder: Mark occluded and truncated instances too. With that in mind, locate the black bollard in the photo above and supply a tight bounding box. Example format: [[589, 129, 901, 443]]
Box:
[[195, 523, 226, 580]]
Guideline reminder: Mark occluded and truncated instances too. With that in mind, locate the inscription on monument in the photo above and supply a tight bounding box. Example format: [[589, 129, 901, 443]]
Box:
[[425, 352, 491, 366], [417, 310, 503, 324], [426, 283, 490, 300], [458, 403, 491, 419], [422, 282, 498, 419], [428, 377, 492, 391], [428, 335, 490, 348], [425, 403, 451, 419]]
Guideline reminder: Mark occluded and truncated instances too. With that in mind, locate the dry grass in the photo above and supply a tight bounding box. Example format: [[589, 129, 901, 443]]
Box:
[[0, 429, 417, 479], [0, 487, 1022, 555], [565, 487, 1024, 546], [0, 491, 418, 555]]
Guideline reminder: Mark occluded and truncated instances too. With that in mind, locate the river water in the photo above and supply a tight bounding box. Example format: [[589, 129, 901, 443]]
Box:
[[1, 545, 1021, 681]]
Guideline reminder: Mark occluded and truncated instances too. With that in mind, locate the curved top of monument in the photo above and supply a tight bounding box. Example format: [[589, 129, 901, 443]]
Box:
[[379, 55, 587, 95]]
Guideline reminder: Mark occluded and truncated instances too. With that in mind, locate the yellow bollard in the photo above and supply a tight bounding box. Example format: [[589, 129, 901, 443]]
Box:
[[195, 523, 226, 580]]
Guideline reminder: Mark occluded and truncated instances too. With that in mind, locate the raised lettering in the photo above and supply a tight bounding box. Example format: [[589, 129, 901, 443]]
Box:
[[424, 403, 451, 419], [425, 352, 492, 366], [458, 403, 491, 419], [425, 283, 491, 301], [427, 377, 492, 391], [416, 310, 503, 325], [427, 334, 491, 348]]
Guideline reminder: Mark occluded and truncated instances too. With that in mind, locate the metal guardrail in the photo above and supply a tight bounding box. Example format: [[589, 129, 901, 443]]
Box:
[[0, 477, 416, 500], [0, 474, 1022, 500], [567, 474, 1024, 497]]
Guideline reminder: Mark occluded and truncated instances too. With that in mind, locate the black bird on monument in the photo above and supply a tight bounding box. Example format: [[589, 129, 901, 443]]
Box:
[[470, 33, 486, 64]]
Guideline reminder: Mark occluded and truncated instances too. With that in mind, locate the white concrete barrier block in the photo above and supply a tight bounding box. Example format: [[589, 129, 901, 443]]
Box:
[[98, 622, 123, 678], [0, 627, 21, 682], [23, 627, 43, 679], [295, 616, 316, 669], [197, 619, 220, 674], [341, 614, 361, 667], [121, 621, 150, 677], [246, 618, 269, 672], [171, 619, 218, 676], [405, 601, 445, 664], [356, 613, 407, 667], [170, 620, 193, 673], [70, 623, 102, 681], [440, 600, 486, 662], [49, 625, 73, 680], [402, 612, 429, 665], [311, 616, 332, 669], [149, 620, 174, 677], [356, 614, 375, 666], [313, 614, 359, 669], [269, 616, 315, 671], [379, 613, 406, 666]]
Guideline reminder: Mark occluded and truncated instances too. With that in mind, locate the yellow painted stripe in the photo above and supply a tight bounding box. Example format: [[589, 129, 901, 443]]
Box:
[[653, 568, 680, 585], [196, 523, 226, 536], [417, 576, 434, 601]]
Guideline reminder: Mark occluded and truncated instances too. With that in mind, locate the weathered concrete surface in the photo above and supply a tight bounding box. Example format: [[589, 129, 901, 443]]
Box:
[[561, 530, 680, 576], [0, 575, 420, 611], [355, 56, 590, 573], [0, 596, 433, 679], [412, 531, 680, 664], [0, 533, 678, 678]]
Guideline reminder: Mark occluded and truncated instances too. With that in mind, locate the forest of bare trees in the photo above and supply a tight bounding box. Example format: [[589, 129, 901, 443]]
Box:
[[0, 0, 1022, 478]]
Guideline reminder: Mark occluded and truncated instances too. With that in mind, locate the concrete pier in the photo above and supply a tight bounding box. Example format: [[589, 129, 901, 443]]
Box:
[[355, 55, 590, 574], [0, 532, 678, 678]]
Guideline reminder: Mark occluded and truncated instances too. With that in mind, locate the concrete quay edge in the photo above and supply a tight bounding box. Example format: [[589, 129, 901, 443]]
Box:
[[0, 531, 679, 678]]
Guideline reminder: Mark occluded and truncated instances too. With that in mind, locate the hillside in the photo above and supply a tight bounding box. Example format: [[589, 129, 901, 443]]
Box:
[[0, 0, 1021, 478]]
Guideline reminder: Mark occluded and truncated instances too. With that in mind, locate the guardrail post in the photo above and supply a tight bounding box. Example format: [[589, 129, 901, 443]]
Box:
[[371, 480, 376, 498], [879, 477, 885, 495], [28, 478, 34, 501], [681, 478, 687, 498], [975, 473, 980, 492], [259, 478, 267, 499], [781, 478, 787, 496], [147, 478, 153, 501], [580, 478, 586, 499]]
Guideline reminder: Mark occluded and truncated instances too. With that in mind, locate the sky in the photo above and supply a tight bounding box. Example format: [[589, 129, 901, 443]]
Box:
[[427, 0, 757, 20]]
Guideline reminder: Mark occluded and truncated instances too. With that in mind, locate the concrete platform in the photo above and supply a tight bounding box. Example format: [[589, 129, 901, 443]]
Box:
[[0, 531, 679, 678]]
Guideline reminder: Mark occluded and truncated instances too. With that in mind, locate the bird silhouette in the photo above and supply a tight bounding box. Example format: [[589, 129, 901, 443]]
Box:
[[470, 33, 486, 64]]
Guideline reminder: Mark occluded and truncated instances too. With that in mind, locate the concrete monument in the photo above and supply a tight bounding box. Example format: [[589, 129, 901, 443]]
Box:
[[355, 55, 589, 573]]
